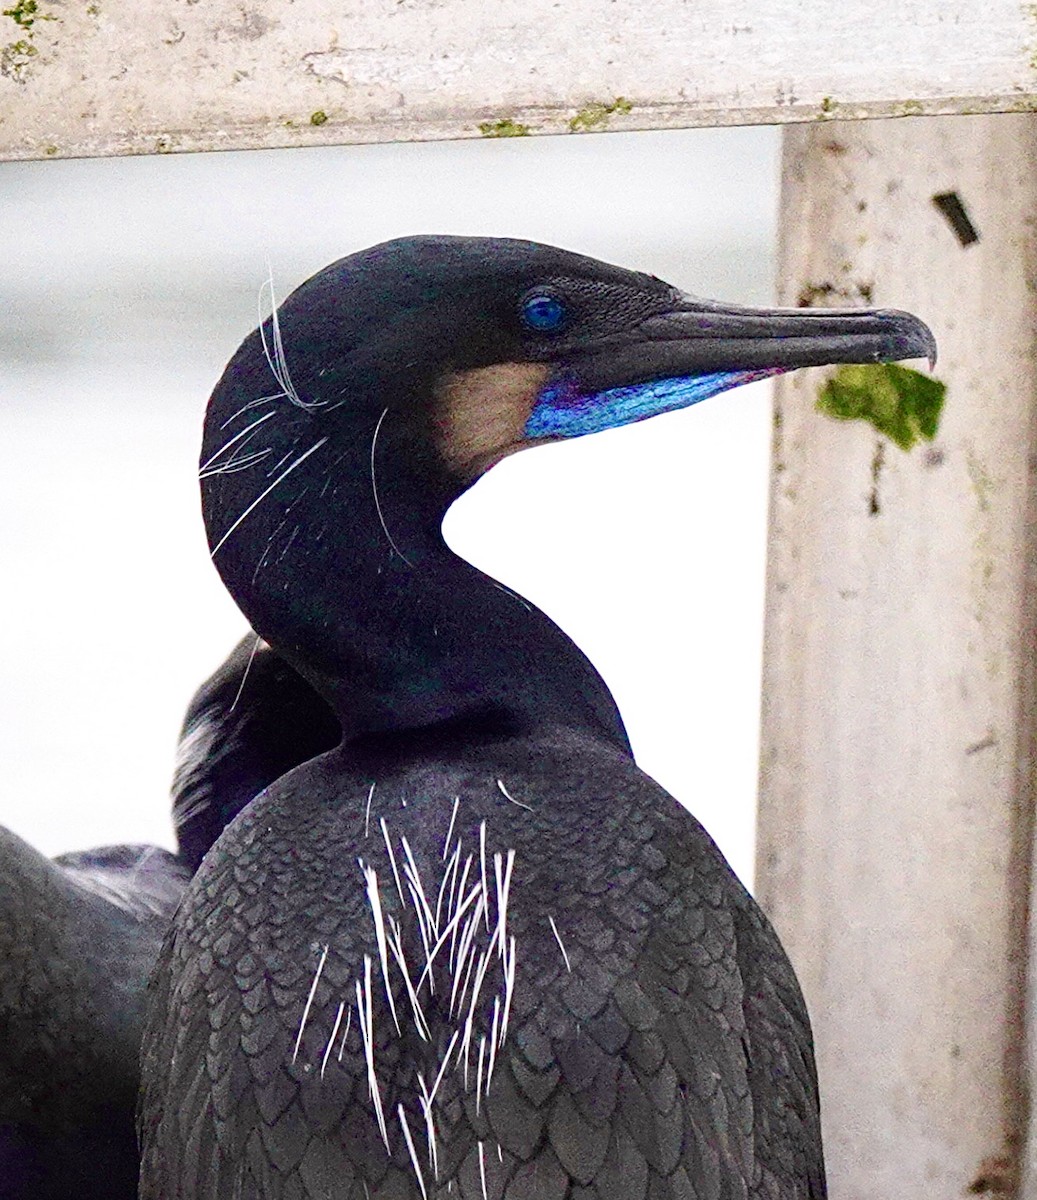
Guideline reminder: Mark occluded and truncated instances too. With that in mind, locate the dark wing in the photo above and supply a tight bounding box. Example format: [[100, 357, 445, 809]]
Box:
[[0, 829, 187, 1200], [732, 898, 825, 1200], [140, 785, 382, 1200], [474, 790, 823, 1200]]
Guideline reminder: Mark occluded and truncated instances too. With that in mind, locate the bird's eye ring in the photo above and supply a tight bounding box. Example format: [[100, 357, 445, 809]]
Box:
[[520, 291, 567, 333]]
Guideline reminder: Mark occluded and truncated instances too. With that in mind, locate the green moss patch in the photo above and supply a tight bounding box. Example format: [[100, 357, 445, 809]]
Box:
[[4, 0, 36, 27], [2, 0, 53, 29], [1, 35, 36, 80], [817, 363, 945, 451], [478, 119, 530, 138], [568, 97, 632, 132]]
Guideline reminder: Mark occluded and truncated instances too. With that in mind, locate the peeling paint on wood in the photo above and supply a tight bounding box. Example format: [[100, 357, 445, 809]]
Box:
[[0, 0, 1036, 160]]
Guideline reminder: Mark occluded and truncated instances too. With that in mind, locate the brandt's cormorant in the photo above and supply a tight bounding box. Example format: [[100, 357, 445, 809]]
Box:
[[1, 639, 339, 1199], [139, 235, 935, 1199]]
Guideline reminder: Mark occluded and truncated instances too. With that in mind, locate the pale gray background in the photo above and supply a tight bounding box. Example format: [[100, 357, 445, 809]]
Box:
[[0, 125, 779, 885]]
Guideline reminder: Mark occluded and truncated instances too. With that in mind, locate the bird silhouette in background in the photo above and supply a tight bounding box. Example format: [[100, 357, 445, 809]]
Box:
[[0, 636, 342, 1200]]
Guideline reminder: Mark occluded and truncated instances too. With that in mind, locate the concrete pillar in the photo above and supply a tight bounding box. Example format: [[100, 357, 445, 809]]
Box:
[[757, 114, 1037, 1199]]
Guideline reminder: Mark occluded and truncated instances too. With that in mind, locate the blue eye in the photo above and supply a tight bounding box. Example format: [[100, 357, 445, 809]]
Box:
[[521, 292, 567, 333]]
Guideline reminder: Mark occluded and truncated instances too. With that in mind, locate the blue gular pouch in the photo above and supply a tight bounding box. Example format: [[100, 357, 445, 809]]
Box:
[[525, 368, 786, 440]]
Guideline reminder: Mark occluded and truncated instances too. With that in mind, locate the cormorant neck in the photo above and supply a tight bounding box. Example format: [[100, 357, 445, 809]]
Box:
[[202, 390, 629, 753]]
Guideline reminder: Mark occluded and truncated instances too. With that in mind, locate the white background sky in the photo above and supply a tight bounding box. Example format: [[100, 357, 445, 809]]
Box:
[[0, 125, 779, 885]]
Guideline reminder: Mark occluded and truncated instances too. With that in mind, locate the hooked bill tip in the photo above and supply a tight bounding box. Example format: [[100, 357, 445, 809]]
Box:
[[882, 308, 937, 371]]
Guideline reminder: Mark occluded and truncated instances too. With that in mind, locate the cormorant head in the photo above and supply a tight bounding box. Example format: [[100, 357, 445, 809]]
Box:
[[205, 234, 935, 493], [200, 235, 934, 735]]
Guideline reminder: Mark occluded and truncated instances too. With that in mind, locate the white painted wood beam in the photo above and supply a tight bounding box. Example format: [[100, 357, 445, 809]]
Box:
[[2, 0, 1037, 160], [757, 114, 1037, 1198]]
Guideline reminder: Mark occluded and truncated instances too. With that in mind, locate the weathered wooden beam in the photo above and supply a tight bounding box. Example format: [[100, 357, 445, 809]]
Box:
[[1, 0, 1036, 161], [757, 113, 1037, 1197]]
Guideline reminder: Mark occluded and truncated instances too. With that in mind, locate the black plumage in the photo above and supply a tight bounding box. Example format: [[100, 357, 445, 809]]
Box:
[[0, 836, 185, 1200], [173, 636, 341, 874], [138, 236, 935, 1199]]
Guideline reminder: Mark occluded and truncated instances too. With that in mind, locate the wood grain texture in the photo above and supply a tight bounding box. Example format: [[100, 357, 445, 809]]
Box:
[[2, 0, 1037, 161], [757, 114, 1037, 1198]]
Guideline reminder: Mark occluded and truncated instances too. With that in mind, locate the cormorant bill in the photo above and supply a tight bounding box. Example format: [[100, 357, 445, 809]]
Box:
[[0, 639, 344, 1200], [139, 235, 935, 1200]]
